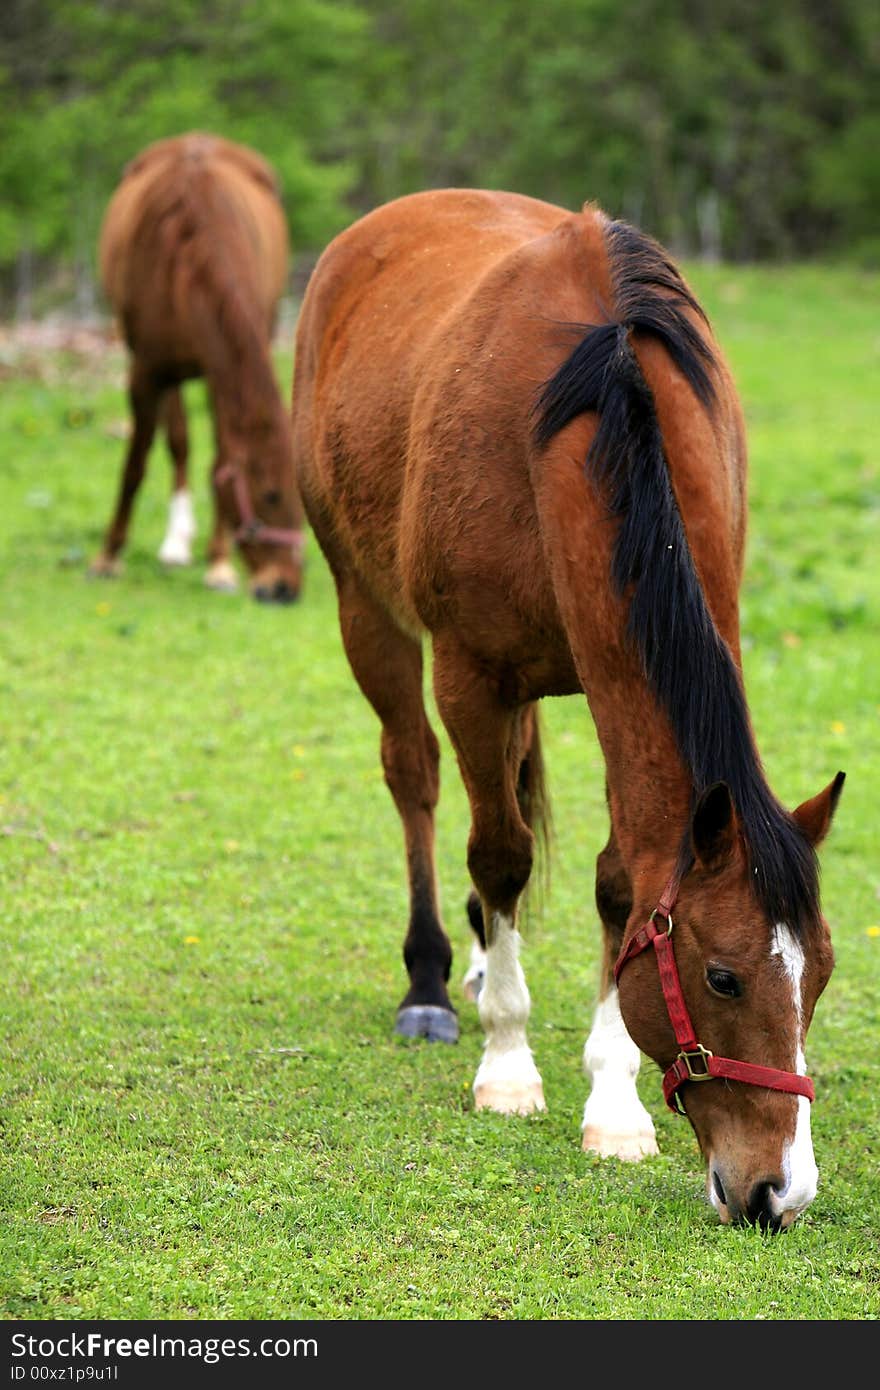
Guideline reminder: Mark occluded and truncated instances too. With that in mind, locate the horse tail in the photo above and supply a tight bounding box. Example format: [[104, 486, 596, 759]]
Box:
[[532, 217, 819, 932]]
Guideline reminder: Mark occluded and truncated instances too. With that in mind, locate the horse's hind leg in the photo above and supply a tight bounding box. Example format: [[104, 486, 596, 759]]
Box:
[[337, 576, 457, 1043], [158, 387, 196, 567], [90, 362, 159, 576], [433, 636, 544, 1114], [462, 890, 487, 1003], [581, 823, 658, 1160]]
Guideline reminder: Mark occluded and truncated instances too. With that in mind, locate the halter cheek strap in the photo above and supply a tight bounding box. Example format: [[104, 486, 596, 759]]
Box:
[[215, 461, 305, 556], [613, 875, 815, 1115]]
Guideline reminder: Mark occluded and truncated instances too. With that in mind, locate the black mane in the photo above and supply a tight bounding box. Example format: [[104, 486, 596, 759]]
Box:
[[534, 217, 820, 934]]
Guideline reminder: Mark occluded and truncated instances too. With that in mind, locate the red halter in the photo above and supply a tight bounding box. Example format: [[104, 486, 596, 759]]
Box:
[[215, 461, 305, 556], [613, 874, 815, 1115]]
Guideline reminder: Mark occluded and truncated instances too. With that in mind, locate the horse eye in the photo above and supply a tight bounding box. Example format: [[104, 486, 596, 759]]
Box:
[[706, 967, 742, 998], [263, 489, 281, 506]]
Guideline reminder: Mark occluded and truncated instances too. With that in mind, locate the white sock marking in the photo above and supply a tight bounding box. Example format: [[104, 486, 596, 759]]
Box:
[[158, 488, 195, 565], [582, 987, 657, 1155], [473, 913, 542, 1096]]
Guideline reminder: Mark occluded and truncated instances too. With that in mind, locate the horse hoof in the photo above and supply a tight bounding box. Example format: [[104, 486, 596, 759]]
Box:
[[88, 555, 122, 579], [395, 1005, 459, 1044], [158, 542, 192, 567], [204, 562, 239, 592], [581, 1125, 659, 1161], [474, 1081, 546, 1115]]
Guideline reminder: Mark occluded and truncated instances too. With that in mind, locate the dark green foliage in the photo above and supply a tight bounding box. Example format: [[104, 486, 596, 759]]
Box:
[[1, 0, 879, 314], [0, 0, 367, 309]]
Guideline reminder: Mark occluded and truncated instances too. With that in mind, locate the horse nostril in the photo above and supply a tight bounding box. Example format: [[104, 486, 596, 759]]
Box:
[[712, 1170, 727, 1207], [251, 580, 297, 605], [747, 1180, 784, 1234]]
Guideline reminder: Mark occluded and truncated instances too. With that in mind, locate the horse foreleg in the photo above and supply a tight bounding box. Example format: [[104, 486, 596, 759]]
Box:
[[582, 826, 658, 1160], [433, 640, 544, 1114], [158, 387, 196, 567], [204, 459, 239, 592], [90, 364, 159, 576], [338, 578, 456, 1042]]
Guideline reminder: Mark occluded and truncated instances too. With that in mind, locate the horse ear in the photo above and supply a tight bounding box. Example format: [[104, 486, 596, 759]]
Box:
[[691, 782, 737, 870], [792, 771, 846, 846]]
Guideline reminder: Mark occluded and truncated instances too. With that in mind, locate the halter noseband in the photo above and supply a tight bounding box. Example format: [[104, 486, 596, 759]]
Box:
[[215, 461, 305, 556], [613, 874, 815, 1115]]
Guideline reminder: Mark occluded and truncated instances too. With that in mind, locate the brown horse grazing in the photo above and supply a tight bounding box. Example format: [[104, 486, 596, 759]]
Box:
[[291, 188, 845, 1230], [92, 132, 304, 602]]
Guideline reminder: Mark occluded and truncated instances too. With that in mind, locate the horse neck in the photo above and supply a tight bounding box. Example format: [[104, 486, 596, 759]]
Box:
[[204, 302, 289, 462], [593, 675, 696, 898]]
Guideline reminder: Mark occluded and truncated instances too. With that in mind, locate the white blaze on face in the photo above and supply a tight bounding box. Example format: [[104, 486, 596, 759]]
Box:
[[767, 923, 818, 1223]]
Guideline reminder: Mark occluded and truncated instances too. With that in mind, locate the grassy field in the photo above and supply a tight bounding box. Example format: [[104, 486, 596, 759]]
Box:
[[1, 262, 878, 1321]]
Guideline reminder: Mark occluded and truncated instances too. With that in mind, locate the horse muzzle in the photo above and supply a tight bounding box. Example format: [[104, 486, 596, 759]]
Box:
[[250, 574, 300, 604], [708, 1159, 817, 1232]]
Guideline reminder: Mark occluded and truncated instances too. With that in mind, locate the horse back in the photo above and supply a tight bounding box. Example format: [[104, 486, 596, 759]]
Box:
[[99, 132, 289, 365], [293, 190, 567, 630], [293, 189, 745, 681]]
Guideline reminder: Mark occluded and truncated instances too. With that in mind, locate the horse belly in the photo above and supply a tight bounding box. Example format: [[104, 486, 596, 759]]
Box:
[[406, 493, 579, 698], [292, 397, 420, 638], [433, 579, 580, 700]]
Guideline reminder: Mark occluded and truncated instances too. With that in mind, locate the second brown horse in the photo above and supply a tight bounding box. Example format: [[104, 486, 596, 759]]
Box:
[[92, 132, 304, 602]]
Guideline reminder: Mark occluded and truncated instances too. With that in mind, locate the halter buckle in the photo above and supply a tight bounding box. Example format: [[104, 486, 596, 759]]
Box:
[[237, 519, 263, 544], [678, 1043, 713, 1079], [668, 1044, 715, 1115]]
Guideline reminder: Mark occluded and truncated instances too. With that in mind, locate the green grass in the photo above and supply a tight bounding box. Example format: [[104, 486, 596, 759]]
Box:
[[1, 263, 878, 1320]]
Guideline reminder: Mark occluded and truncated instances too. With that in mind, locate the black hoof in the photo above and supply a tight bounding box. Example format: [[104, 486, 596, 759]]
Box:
[[395, 1005, 459, 1044]]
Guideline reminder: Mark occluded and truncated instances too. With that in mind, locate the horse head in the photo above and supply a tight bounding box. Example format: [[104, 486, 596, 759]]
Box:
[[616, 772, 844, 1230], [214, 436, 305, 604]]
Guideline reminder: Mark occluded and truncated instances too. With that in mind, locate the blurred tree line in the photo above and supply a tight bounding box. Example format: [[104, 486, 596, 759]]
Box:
[[1, 0, 877, 315]]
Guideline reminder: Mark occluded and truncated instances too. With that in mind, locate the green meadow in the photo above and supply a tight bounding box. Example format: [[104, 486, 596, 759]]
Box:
[[0, 262, 878, 1320]]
